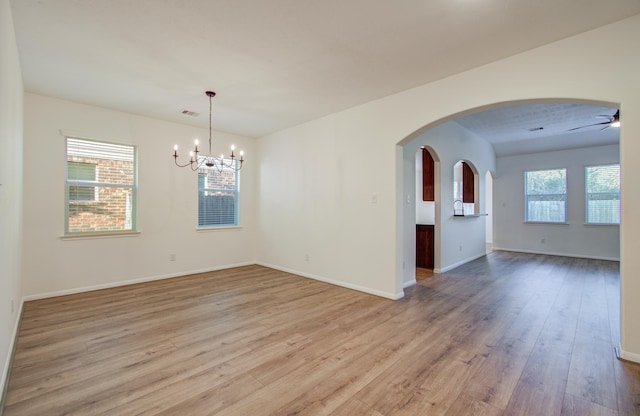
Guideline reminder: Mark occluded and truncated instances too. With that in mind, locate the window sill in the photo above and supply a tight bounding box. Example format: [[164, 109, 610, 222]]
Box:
[[583, 223, 620, 227], [453, 213, 488, 218], [60, 230, 141, 240], [524, 221, 569, 225], [197, 226, 243, 232]]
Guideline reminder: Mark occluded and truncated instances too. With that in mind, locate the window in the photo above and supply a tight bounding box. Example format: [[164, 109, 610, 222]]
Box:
[[65, 137, 137, 234], [525, 168, 567, 223], [585, 164, 620, 224], [198, 161, 239, 227]]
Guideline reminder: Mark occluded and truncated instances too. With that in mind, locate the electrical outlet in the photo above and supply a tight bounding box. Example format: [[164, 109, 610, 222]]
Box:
[[305, 254, 310, 262], [459, 245, 463, 252], [170, 254, 176, 261], [11, 298, 14, 313], [541, 238, 546, 244]]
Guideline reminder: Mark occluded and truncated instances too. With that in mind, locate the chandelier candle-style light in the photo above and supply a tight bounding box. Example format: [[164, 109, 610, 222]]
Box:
[[173, 91, 244, 172]]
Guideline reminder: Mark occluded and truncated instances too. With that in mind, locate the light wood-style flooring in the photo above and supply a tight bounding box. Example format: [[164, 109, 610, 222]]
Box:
[[416, 267, 434, 281], [3, 251, 640, 415]]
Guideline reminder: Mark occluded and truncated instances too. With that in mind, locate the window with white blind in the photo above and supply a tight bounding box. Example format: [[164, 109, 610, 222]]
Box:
[[524, 168, 567, 223], [198, 162, 239, 227], [65, 137, 137, 234], [586, 164, 620, 224], [68, 161, 97, 201]]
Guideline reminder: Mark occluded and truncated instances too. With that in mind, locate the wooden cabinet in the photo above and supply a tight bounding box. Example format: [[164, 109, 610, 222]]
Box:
[[422, 148, 434, 201], [462, 161, 474, 203], [416, 224, 434, 269]]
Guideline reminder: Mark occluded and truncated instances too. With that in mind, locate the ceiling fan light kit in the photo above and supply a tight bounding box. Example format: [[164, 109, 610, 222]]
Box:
[[172, 91, 244, 172]]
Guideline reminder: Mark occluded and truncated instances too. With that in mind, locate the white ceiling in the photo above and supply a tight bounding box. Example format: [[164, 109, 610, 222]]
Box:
[[455, 103, 620, 156], [10, 0, 639, 149]]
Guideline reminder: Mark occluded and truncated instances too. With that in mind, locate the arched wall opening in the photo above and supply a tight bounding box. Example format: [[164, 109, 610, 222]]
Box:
[[398, 97, 620, 301]]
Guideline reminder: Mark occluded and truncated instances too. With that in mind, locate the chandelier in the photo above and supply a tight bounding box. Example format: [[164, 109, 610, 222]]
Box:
[[173, 91, 244, 171]]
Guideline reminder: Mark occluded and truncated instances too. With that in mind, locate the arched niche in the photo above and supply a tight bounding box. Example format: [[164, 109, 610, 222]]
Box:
[[453, 159, 478, 216]]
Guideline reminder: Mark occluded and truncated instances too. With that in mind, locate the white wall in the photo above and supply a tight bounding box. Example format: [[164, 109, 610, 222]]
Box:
[[0, 0, 23, 398], [494, 144, 620, 260], [403, 122, 495, 283], [257, 15, 640, 358], [257, 114, 402, 299], [21, 93, 257, 297]]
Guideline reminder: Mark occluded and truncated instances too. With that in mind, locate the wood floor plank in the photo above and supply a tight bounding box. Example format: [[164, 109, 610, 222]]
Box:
[[3, 254, 638, 416], [327, 398, 384, 416], [613, 357, 640, 415], [385, 346, 485, 415], [444, 393, 503, 416], [561, 394, 618, 416], [566, 335, 618, 410], [502, 349, 571, 416]]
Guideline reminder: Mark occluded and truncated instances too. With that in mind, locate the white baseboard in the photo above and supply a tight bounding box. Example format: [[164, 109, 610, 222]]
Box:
[[492, 247, 620, 262], [22, 261, 256, 301], [1, 298, 24, 409], [435, 252, 487, 274], [616, 346, 640, 364], [256, 262, 404, 300], [403, 279, 417, 289]]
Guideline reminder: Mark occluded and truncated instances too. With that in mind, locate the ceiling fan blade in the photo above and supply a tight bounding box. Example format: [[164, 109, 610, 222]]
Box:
[[566, 121, 611, 131]]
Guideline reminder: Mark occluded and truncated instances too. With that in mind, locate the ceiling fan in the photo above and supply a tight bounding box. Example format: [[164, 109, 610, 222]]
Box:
[[567, 109, 620, 131]]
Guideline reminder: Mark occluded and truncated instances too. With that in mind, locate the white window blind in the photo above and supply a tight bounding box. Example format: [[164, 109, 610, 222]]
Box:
[[65, 137, 137, 234], [68, 161, 96, 201], [525, 169, 567, 223], [198, 161, 239, 227], [586, 164, 620, 224]]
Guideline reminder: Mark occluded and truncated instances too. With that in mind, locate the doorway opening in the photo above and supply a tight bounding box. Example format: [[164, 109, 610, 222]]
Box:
[[415, 146, 439, 280]]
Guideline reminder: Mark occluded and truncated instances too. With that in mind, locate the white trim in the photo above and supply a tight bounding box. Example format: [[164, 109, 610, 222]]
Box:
[[256, 262, 404, 300], [616, 346, 640, 364], [60, 231, 141, 240], [435, 252, 487, 274], [582, 223, 620, 227], [1, 298, 24, 407], [196, 226, 243, 232], [403, 279, 417, 289], [491, 246, 620, 262], [59, 129, 131, 145], [22, 262, 255, 301]]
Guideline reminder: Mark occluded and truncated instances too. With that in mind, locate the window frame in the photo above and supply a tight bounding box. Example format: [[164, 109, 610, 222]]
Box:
[[524, 168, 568, 224], [197, 159, 240, 229], [64, 136, 138, 236], [585, 163, 620, 225]]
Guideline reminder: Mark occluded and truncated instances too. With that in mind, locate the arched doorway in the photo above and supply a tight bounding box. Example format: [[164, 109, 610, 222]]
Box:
[[399, 99, 620, 283]]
